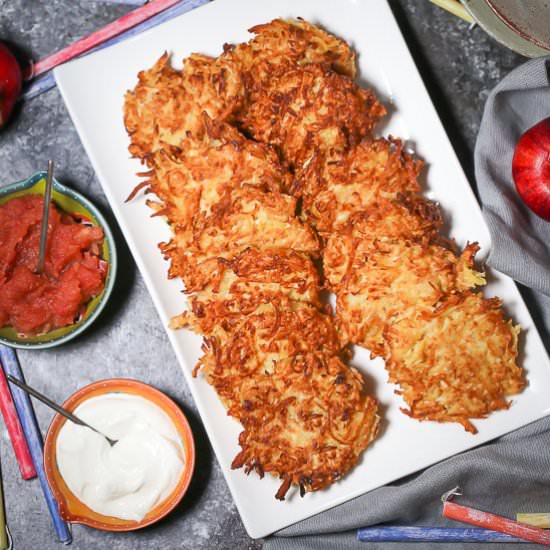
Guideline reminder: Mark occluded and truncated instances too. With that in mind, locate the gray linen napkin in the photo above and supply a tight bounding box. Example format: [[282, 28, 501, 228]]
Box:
[[476, 56, 550, 343], [264, 57, 550, 550]]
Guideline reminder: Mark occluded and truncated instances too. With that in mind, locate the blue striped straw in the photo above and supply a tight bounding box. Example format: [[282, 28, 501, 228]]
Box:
[[357, 526, 526, 543], [22, 0, 210, 101], [0, 345, 71, 544]]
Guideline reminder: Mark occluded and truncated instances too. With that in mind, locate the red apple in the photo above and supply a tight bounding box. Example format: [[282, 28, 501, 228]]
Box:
[[512, 117, 550, 222], [0, 42, 22, 128]]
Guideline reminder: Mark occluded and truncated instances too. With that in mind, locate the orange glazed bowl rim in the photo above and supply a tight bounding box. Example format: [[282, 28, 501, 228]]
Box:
[[43, 378, 195, 531]]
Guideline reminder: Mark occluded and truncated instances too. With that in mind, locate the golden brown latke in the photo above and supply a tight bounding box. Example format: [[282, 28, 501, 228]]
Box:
[[159, 186, 319, 293], [385, 291, 524, 433], [133, 116, 290, 227], [334, 239, 485, 356], [294, 138, 423, 236], [196, 302, 345, 414], [238, 64, 385, 168], [124, 52, 243, 161], [195, 301, 379, 500], [228, 18, 357, 103], [323, 195, 443, 289], [171, 248, 321, 335], [231, 353, 379, 500]]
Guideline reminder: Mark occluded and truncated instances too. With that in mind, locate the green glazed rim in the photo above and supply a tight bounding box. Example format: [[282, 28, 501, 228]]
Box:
[[0, 171, 117, 349]]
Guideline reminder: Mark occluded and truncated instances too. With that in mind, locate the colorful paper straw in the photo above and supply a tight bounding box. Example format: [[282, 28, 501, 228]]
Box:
[[0, 365, 36, 480], [22, 0, 209, 101], [30, 0, 190, 78], [0, 457, 8, 550], [0, 345, 71, 545], [517, 513, 550, 528], [357, 525, 526, 543], [443, 495, 550, 546]]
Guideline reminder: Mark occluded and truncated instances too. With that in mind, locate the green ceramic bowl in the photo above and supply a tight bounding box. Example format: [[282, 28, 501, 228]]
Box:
[[0, 171, 117, 349]]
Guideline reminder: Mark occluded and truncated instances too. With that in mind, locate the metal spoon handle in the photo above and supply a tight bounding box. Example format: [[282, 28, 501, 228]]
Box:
[[36, 160, 54, 274], [7, 375, 117, 446]]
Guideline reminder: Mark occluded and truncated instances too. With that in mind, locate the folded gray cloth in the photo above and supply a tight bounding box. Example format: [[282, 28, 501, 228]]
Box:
[[476, 56, 550, 346], [265, 56, 550, 550]]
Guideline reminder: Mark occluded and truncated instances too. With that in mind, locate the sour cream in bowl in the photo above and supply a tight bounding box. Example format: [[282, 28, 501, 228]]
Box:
[[44, 379, 195, 531]]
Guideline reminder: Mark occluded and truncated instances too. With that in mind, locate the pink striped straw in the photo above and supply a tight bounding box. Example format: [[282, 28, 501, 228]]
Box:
[[29, 0, 184, 79], [0, 363, 36, 480]]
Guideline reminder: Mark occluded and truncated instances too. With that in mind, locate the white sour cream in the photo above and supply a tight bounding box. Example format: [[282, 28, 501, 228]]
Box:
[[56, 393, 185, 521]]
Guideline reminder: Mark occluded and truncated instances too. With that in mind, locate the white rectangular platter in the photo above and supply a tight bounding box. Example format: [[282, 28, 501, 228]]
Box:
[[54, 0, 550, 539]]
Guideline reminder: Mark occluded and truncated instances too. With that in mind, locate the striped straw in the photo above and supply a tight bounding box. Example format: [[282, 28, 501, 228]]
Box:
[[442, 487, 550, 547], [358, 526, 527, 543], [0, 346, 71, 544], [22, 0, 209, 101], [30, 0, 191, 78], [517, 513, 550, 528], [0, 457, 7, 550], [0, 364, 36, 479]]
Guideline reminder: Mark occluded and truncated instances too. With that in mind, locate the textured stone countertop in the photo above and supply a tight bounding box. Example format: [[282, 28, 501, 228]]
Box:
[[0, 1, 525, 549]]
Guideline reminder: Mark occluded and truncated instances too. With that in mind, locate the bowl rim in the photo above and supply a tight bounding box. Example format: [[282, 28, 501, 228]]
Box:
[[463, 0, 550, 57], [43, 378, 196, 531], [0, 171, 117, 349]]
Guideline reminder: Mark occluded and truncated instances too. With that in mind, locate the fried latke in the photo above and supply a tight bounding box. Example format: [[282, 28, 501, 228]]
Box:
[[385, 291, 524, 433], [124, 52, 243, 161], [323, 195, 443, 289], [171, 248, 321, 335], [195, 302, 345, 415], [229, 18, 357, 103], [135, 117, 290, 227], [195, 301, 379, 499], [334, 240, 485, 356], [295, 138, 423, 236], [159, 185, 319, 293], [238, 64, 385, 168], [231, 353, 379, 500]]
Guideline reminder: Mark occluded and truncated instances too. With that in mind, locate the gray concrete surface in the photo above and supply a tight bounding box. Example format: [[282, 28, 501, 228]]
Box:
[[0, 1, 525, 548]]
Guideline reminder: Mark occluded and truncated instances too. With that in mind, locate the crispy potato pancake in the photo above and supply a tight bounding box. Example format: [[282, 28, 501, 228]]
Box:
[[334, 240, 485, 356], [192, 187, 318, 255], [124, 52, 243, 161], [196, 302, 345, 415], [135, 117, 290, 227], [172, 248, 321, 335], [323, 195, 443, 289], [295, 138, 423, 236], [385, 291, 524, 433], [196, 304, 379, 499], [229, 18, 357, 102], [159, 186, 319, 293], [238, 64, 385, 168], [232, 353, 379, 500]]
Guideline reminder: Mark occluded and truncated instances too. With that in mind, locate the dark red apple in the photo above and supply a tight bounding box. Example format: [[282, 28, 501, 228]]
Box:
[[512, 117, 550, 222], [0, 42, 22, 128]]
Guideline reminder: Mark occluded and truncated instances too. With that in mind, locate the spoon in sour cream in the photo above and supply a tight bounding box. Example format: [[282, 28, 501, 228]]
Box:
[[7, 375, 118, 447]]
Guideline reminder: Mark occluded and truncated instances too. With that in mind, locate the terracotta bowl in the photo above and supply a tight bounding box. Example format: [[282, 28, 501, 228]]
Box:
[[43, 378, 195, 531]]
